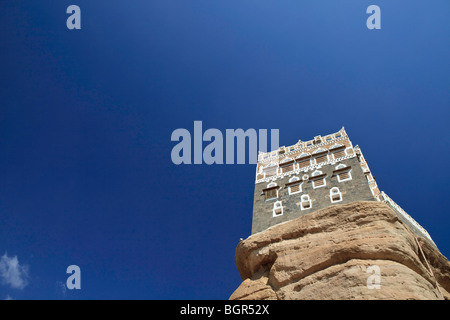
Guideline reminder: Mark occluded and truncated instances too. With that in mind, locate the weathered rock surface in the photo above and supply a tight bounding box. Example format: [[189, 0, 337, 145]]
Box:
[[230, 201, 450, 300]]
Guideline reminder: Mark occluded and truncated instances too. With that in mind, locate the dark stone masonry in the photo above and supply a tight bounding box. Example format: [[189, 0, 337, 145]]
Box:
[[252, 157, 374, 234]]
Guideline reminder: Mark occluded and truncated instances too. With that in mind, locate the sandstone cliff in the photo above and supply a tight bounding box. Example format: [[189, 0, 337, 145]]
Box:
[[230, 201, 450, 300]]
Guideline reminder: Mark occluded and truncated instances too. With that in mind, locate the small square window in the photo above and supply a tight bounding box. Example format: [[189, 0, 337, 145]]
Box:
[[338, 171, 352, 182], [312, 178, 326, 189], [289, 184, 300, 194], [265, 188, 278, 200]]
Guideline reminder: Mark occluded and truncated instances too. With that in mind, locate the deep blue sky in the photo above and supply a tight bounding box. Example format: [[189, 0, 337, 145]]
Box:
[[0, 1, 449, 299]]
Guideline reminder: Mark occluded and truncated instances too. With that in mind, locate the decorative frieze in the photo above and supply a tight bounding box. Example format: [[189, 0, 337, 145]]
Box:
[[256, 154, 357, 184]]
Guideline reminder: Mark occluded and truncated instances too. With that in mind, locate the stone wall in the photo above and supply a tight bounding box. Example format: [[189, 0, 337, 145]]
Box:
[[251, 157, 375, 234]]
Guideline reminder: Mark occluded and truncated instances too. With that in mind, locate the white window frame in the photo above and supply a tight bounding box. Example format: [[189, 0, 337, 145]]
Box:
[[330, 143, 344, 150], [301, 194, 312, 210], [312, 178, 326, 189], [330, 187, 343, 203], [280, 157, 294, 174], [265, 182, 279, 201], [314, 155, 328, 165], [296, 152, 310, 159], [273, 201, 283, 217], [297, 159, 311, 170], [280, 157, 293, 164], [312, 148, 328, 165], [263, 162, 278, 178], [288, 176, 302, 195], [311, 170, 326, 189], [337, 169, 352, 183], [296, 153, 311, 170], [330, 144, 347, 160]]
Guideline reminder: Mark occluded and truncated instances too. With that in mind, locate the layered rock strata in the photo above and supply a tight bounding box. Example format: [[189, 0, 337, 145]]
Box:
[[230, 201, 450, 300]]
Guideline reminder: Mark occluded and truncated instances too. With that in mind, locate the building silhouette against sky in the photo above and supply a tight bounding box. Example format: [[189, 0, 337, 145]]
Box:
[[252, 127, 435, 246]]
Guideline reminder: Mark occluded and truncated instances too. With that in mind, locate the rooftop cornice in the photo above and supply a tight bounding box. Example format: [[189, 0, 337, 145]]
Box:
[[256, 153, 357, 184], [258, 136, 349, 165]]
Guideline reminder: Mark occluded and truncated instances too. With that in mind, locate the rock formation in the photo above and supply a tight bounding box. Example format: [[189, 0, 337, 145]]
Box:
[[230, 201, 450, 300]]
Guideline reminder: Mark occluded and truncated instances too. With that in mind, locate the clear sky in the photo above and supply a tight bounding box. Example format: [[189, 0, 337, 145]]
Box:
[[0, 1, 449, 299]]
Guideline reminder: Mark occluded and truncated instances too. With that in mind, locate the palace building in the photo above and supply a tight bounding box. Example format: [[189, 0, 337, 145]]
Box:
[[251, 127, 435, 246]]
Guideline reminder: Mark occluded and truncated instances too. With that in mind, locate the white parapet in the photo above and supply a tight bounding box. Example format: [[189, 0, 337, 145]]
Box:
[[377, 191, 436, 246]]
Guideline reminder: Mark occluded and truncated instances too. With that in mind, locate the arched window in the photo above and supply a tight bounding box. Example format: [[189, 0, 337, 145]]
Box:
[[273, 201, 283, 217], [263, 162, 278, 178], [313, 148, 327, 154], [301, 194, 311, 210], [313, 148, 328, 164], [296, 153, 311, 169], [280, 157, 294, 173], [330, 187, 342, 203], [334, 164, 352, 182], [264, 182, 279, 200], [339, 170, 351, 181], [287, 176, 301, 195], [311, 170, 326, 189], [330, 143, 344, 150], [330, 144, 346, 159], [296, 152, 310, 159], [312, 170, 322, 177], [281, 157, 293, 163]]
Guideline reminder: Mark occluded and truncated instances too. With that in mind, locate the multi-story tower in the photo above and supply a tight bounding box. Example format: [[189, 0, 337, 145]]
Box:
[[252, 127, 435, 246]]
